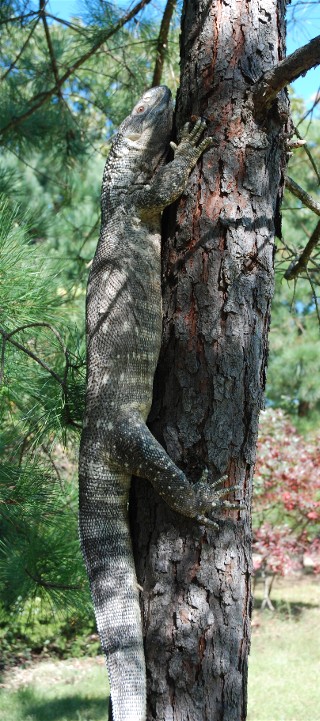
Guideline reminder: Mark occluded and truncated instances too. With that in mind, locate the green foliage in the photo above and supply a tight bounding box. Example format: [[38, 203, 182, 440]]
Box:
[[0, 596, 98, 669], [0, 0, 319, 637], [0, 196, 87, 614], [0, 2, 179, 159]]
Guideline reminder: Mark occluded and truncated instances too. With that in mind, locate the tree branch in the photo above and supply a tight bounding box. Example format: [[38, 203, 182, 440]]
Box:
[[285, 176, 320, 216], [0, 0, 152, 139], [254, 34, 320, 112], [306, 268, 320, 324], [152, 0, 176, 87], [0, 11, 37, 25], [45, 13, 87, 35], [296, 88, 320, 127], [0, 323, 82, 429], [284, 218, 320, 280], [25, 568, 81, 591], [294, 126, 320, 185], [6, 146, 68, 189], [39, 0, 63, 100], [4, 321, 68, 354]]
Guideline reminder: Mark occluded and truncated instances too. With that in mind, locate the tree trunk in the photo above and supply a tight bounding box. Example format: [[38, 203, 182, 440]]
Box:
[[131, 0, 289, 719]]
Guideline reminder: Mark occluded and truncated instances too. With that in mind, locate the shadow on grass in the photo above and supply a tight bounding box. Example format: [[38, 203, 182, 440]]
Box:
[[255, 598, 319, 619], [12, 686, 109, 721]]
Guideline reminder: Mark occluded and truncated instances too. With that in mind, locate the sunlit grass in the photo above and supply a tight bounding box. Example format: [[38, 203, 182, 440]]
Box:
[[248, 577, 320, 721]]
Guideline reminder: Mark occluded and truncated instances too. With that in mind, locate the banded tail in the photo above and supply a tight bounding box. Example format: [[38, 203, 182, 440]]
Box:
[[79, 456, 146, 721]]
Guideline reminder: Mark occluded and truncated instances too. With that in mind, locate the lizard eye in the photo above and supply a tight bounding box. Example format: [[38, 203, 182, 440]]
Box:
[[136, 105, 145, 113]]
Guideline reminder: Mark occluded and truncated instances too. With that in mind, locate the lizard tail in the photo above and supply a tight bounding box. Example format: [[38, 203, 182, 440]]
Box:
[[79, 464, 146, 721]]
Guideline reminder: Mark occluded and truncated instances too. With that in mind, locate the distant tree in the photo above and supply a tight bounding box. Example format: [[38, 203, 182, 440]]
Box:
[[266, 110, 320, 427]]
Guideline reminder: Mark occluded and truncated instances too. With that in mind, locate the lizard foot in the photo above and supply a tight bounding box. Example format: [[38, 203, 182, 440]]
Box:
[[193, 473, 245, 529], [170, 118, 216, 162]]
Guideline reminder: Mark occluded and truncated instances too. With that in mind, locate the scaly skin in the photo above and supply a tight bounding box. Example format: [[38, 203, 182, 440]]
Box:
[[79, 86, 241, 721]]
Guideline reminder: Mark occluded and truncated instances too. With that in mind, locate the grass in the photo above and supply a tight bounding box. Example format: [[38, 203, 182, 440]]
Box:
[[248, 576, 320, 721], [0, 659, 109, 721], [0, 577, 319, 721]]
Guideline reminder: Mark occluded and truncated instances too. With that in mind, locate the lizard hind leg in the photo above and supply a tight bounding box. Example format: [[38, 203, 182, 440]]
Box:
[[110, 412, 196, 516], [110, 413, 243, 527]]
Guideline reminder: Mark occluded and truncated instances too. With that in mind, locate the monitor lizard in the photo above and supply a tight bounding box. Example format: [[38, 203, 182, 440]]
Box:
[[79, 85, 242, 721]]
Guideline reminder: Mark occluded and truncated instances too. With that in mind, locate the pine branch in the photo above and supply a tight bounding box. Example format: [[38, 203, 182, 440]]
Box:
[[0, 324, 66, 389], [0, 323, 83, 429], [152, 0, 176, 87], [0, 11, 37, 26], [45, 13, 88, 35], [41, 444, 78, 516], [294, 126, 320, 184], [25, 568, 81, 591], [5, 321, 68, 354], [306, 268, 320, 324], [286, 176, 320, 216], [296, 88, 320, 127], [7, 146, 69, 189], [284, 218, 320, 280], [0, 0, 153, 139], [254, 35, 320, 113], [39, 0, 63, 101], [0, 15, 41, 82]]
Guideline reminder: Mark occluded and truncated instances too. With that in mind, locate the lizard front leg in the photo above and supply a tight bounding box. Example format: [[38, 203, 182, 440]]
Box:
[[135, 119, 215, 212]]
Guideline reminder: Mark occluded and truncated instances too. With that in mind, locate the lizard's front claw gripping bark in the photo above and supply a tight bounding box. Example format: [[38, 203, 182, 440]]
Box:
[[170, 118, 216, 164], [79, 86, 243, 721], [193, 477, 245, 529]]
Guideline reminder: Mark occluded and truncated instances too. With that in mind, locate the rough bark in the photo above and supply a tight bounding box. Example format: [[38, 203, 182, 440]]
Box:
[[131, 0, 289, 719]]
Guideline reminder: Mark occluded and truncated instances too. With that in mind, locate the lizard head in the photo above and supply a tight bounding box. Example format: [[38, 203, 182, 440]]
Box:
[[119, 86, 174, 170]]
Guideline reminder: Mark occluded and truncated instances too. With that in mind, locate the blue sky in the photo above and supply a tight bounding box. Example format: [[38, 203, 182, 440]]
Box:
[[48, 0, 320, 107]]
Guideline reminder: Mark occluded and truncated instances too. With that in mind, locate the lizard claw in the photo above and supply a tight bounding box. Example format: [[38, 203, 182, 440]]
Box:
[[188, 118, 207, 143], [193, 473, 244, 527], [213, 484, 242, 498], [195, 514, 219, 530], [219, 500, 246, 510], [171, 119, 215, 162]]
